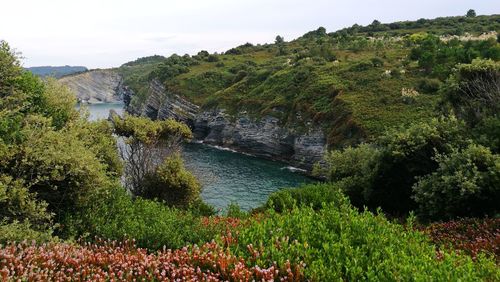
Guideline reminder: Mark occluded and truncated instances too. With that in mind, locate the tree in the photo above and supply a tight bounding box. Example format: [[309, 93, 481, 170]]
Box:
[[112, 114, 199, 205], [142, 154, 201, 206], [466, 9, 476, 17], [413, 144, 499, 220], [0, 41, 122, 239], [441, 59, 500, 125], [275, 35, 284, 44]]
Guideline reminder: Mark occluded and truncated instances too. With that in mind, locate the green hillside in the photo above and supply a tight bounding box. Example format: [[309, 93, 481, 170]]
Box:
[[119, 13, 499, 147]]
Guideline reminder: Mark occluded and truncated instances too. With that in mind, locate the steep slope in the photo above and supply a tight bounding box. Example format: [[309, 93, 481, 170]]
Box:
[[118, 13, 499, 170]]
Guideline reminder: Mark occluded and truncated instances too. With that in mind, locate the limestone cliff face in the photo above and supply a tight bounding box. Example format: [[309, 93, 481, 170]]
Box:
[[138, 80, 199, 127], [125, 80, 326, 171], [193, 111, 326, 170], [59, 70, 130, 103]]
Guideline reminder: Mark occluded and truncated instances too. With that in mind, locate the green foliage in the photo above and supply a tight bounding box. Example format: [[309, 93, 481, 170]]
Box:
[[417, 78, 442, 93], [38, 78, 78, 129], [275, 35, 284, 44], [10, 119, 116, 217], [335, 14, 500, 37], [226, 203, 248, 219], [223, 203, 499, 281], [265, 183, 350, 212], [467, 9, 477, 18], [321, 116, 471, 214], [119, 14, 498, 148], [112, 114, 192, 144], [0, 174, 54, 243], [319, 144, 382, 207], [413, 144, 500, 220], [0, 41, 122, 237], [441, 59, 500, 125], [65, 187, 218, 250], [142, 154, 201, 206], [410, 36, 499, 78], [0, 175, 52, 227], [0, 40, 23, 95], [0, 220, 54, 244], [372, 116, 469, 213], [473, 117, 500, 153], [112, 114, 199, 207]]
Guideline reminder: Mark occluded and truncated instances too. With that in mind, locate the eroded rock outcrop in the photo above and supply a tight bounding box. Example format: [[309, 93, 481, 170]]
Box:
[[59, 70, 130, 103], [125, 80, 327, 171]]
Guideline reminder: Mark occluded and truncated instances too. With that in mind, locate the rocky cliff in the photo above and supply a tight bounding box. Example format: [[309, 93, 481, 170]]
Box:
[[59, 70, 131, 103], [125, 80, 326, 171]]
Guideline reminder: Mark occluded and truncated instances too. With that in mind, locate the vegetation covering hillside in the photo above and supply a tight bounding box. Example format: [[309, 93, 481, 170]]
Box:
[[119, 12, 499, 146], [1, 11, 499, 281]]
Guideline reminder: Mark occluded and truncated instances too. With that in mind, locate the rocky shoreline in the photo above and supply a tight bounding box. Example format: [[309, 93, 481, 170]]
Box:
[[59, 70, 327, 172], [125, 79, 327, 172]]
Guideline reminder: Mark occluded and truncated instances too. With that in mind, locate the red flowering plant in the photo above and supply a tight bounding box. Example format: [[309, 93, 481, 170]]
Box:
[[422, 218, 500, 261], [0, 238, 303, 281]]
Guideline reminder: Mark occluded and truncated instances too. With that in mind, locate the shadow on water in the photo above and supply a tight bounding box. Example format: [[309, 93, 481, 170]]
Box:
[[84, 103, 313, 211], [183, 143, 312, 211]]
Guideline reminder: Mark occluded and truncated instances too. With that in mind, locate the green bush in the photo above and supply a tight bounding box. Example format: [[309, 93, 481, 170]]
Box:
[[370, 57, 384, 67], [371, 116, 469, 213], [417, 78, 442, 93], [319, 144, 382, 208], [223, 203, 499, 281], [142, 154, 201, 207], [0, 42, 120, 224], [320, 116, 471, 215], [0, 220, 54, 244], [441, 59, 500, 125], [473, 117, 500, 153], [65, 187, 218, 250], [414, 144, 500, 221], [265, 183, 349, 212]]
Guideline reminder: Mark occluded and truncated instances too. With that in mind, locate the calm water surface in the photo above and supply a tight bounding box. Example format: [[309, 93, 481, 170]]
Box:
[[85, 103, 312, 210]]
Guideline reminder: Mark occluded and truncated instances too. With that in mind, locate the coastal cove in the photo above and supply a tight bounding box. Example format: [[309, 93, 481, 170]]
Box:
[[83, 103, 312, 210]]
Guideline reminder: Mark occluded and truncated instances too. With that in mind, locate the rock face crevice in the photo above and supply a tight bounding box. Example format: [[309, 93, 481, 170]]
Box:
[[125, 80, 326, 171]]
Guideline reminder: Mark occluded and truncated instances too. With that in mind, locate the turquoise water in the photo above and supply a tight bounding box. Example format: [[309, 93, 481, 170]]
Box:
[[77, 102, 125, 121], [183, 143, 311, 211], [85, 103, 312, 210]]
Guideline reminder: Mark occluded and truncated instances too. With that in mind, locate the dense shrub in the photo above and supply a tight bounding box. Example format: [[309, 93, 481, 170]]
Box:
[[413, 144, 500, 220], [370, 116, 469, 213], [265, 183, 349, 212], [370, 57, 384, 67], [0, 220, 54, 244], [473, 117, 500, 153], [142, 154, 201, 206], [417, 78, 442, 93], [223, 203, 499, 281], [0, 175, 52, 228], [64, 187, 217, 250], [318, 116, 469, 214], [0, 42, 121, 232], [441, 59, 500, 125], [318, 144, 382, 208]]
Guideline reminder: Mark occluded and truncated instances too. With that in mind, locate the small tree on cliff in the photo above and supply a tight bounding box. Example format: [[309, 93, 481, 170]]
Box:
[[466, 9, 476, 17], [112, 114, 200, 205]]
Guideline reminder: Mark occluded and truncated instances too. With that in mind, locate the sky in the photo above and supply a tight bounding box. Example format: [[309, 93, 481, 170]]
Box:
[[1, 0, 498, 69]]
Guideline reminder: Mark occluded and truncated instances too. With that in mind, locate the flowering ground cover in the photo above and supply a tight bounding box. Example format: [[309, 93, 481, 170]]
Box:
[[423, 218, 500, 261], [0, 239, 302, 281]]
